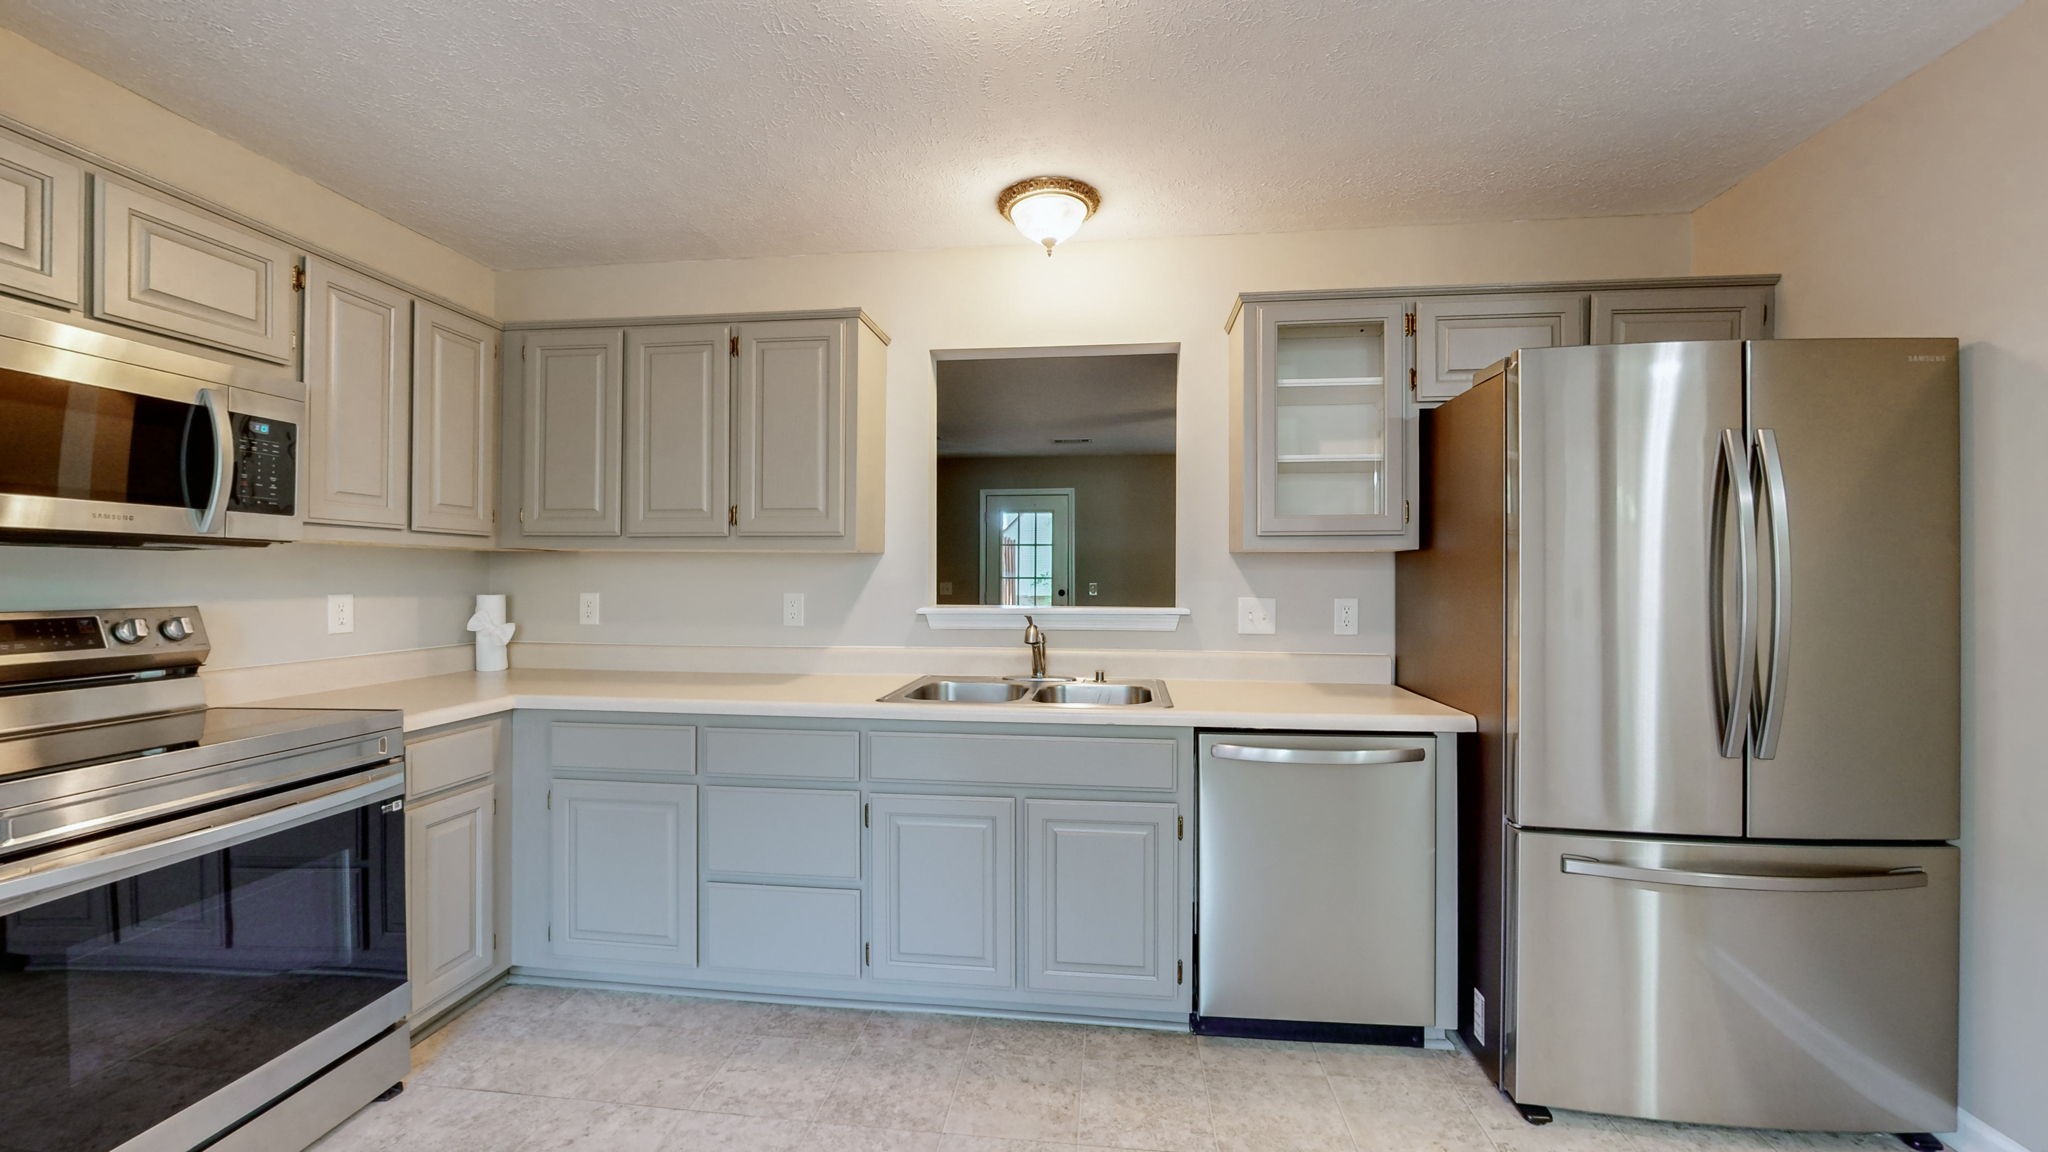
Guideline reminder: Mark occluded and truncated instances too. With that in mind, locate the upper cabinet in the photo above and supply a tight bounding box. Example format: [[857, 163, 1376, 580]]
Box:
[[1592, 285, 1773, 345], [1415, 293, 1588, 405], [503, 311, 887, 553], [92, 177, 300, 364], [1231, 297, 1417, 551], [0, 133, 83, 307], [518, 327, 624, 536], [303, 258, 499, 544], [411, 302, 497, 536], [625, 324, 729, 536], [304, 258, 411, 529]]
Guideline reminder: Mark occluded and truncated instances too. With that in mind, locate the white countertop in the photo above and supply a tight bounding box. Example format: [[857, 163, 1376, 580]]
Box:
[[256, 668, 1474, 734]]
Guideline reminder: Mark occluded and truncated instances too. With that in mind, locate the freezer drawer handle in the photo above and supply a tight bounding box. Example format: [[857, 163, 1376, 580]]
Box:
[[1209, 744, 1427, 765], [1560, 855, 1928, 893]]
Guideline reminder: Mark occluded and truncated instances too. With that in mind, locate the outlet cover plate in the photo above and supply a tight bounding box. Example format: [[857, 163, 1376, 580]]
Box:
[[326, 594, 354, 635], [1334, 597, 1359, 635], [782, 592, 805, 627], [578, 592, 601, 625]]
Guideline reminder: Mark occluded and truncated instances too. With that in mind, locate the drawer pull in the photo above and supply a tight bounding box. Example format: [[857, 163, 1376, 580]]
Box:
[[1560, 855, 1928, 893]]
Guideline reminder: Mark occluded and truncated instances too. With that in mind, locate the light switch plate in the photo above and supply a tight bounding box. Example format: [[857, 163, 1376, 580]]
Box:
[[782, 592, 805, 627], [1236, 597, 1276, 635], [1333, 598, 1359, 635], [578, 592, 600, 625], [326, 594, 354, 635]]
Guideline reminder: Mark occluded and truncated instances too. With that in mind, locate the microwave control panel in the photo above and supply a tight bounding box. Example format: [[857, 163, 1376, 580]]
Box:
[[228, 414, 296, 515]]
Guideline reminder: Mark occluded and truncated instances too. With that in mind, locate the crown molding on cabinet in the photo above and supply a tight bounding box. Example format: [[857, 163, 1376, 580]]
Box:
[[505, 307, 890, 346], [1224, 273, 1781, 332]]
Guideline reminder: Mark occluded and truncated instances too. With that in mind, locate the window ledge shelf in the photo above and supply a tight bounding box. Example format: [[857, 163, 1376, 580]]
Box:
[[918, 606, 1191, 632]]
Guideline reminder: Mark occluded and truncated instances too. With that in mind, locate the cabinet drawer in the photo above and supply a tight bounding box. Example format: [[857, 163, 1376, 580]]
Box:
[[550, 721, 696, 775], [702, 726, 859, 780], [406, 720, 499, 799], [869, 731, 1178, 790], [702, 787, 861, 879], [701, 882, 861, 977]]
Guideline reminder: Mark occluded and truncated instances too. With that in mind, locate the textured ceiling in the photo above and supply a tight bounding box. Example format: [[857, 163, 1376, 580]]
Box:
[[0, 0, 2015, 268], [938, 354, 1177, 457]]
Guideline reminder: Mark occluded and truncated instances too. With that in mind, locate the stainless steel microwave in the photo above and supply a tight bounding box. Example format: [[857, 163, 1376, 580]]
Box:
[[0, 309, 303, 547]]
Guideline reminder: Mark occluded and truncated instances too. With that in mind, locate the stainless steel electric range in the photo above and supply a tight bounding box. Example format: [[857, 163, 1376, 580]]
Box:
[[0, 606, 409, 1152]]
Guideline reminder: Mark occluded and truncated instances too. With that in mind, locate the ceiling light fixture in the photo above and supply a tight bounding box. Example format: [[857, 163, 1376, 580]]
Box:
[[997, 176, 1100, 256]]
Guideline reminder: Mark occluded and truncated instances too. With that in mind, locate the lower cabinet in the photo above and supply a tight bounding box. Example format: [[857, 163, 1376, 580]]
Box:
[[549, 777, 698, 967], [701, 882, 862, 977], [407, 783, 494, 1014], [869, 794, 1016, 988], [1024, 800, 1180, 999]]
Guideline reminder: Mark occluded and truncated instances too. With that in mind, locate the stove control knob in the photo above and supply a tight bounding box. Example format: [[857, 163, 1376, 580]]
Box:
[[111, 617, 150, 645], [159, 617, 193, 642]]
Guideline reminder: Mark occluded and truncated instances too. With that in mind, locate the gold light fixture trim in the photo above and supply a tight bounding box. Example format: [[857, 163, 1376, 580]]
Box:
[[997, 176, 1102, 254]]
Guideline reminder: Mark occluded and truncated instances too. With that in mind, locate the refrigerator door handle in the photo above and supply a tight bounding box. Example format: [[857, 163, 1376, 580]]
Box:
[[1208, 744, 1428, 765], [1752, 428, 1793, 760], [1560, 855, 1928, 893], [1710, 429, 1759, 758]]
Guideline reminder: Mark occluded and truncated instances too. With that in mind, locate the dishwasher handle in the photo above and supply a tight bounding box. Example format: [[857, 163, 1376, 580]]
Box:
[[1208, 744, 1427, 765]]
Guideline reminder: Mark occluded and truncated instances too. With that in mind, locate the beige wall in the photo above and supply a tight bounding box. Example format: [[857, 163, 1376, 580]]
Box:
[[0, 27, 494, 316], [0, 28, 498, 671], [493, 214, 1692, 657], [1693, 3, 2048, 1144], [936, 455, 1176, 608]]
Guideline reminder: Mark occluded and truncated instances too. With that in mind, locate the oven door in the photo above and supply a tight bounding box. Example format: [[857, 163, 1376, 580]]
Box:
[[0, 766, 408, 1152]]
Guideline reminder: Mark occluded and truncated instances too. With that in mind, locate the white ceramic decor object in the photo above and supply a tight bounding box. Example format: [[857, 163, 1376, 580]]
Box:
[[466, 594, 516, 672]]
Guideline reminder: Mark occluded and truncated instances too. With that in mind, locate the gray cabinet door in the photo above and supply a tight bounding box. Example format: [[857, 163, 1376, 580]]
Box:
[[303, 258, 410, 529], [0, 131, 83, 306], [1023, 799, 1177, 999], [91, 177, 299, 363], [870, 794, 1016, 988], [407, 782, 494, 1014], [625, 324, 730, 536], [1249, 298, 1412, 538], [520, 328, 623, 535], [549, 777, 697, 967], [1591, 286, 1772, 345], [735, 318, 845, 537], [411, 302, 497, 536], [1415, 293, 1587, 405]]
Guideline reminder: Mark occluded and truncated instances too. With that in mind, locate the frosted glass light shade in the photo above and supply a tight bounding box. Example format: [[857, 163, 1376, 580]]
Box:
[[996, 177, 1101, 254]]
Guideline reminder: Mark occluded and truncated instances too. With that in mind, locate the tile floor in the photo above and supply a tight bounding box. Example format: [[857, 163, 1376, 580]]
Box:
[[312, 984, 1910, 1152]]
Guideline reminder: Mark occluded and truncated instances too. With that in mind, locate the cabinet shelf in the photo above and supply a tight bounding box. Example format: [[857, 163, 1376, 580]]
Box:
[[1276, 453, 1385, 464], [1276, 376, 1383, 389]]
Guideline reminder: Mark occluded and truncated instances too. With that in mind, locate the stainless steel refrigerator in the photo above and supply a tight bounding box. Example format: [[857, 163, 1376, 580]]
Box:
[[1395, 339, 1960, 1135]]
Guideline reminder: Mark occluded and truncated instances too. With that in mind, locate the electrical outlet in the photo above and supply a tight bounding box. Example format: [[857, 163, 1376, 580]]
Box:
[[578, 592, 601, 625], [938, 581, 953, 597], [326, 594, 354, 635], [1236, 597, 1276, 635], [1087, 582, 1099, 597], [782, 592, 805, 627], [1333, 598, 1359, 635], [1472, 989, 1487, 1046]]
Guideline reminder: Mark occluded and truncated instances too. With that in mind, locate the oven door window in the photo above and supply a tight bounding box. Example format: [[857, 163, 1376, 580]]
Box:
[[0, 800, 404, 1152], [0, 366, 215, 509]]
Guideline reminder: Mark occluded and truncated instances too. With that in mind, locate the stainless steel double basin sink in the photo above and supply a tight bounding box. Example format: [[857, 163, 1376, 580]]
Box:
[[879, 675, 1172, 709]]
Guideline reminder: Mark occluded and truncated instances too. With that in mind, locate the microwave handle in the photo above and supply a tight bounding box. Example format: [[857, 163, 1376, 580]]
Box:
[[196, 388, 232, 534]]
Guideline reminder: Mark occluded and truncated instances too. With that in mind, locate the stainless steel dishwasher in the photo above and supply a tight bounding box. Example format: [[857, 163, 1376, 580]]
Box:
[[1195, 732, 1450, 1043]]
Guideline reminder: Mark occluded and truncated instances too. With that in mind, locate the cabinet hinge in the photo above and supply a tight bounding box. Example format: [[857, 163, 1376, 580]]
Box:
[[729, 334, 739, 358], [1404, 500, 1412, 525], [521, 342, 527, 361], [290, 265, 307, 292], [729, 504, 738, 526], [864, 942, 871, 966], [546, 923, 552, 941], [546, 789, 551, 810], [1177, 960, 1184, 985], [863, 803, 870, 828], [1409, 366, 1417, 393], [1403, 311, 1416, 336], [1177, 815, 1184, 841]]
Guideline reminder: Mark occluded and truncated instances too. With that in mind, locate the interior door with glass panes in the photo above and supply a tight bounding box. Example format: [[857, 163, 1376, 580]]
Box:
[[980, 489, 1076, 606], [1255, 299, 1410, 535]]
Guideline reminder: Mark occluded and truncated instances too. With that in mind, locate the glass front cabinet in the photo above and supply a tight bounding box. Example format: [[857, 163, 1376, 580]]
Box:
[[1229, 296, 1418, 551]]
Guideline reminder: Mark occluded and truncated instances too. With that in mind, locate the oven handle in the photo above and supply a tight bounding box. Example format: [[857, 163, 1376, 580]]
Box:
[[0, 763, 401, 919], [195, 387, 233, 535]]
